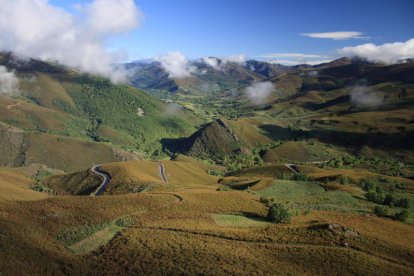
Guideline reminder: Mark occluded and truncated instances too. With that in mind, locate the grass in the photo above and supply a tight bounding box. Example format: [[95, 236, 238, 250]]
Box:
[[58, 218, 133, 254], [96, 159, 219, 194], [0, 167, 48, 202], [254, 180, 370, 213], [262, 140, 340, 163], [212, 213, 269, 228], [0, 183, 413, 275]]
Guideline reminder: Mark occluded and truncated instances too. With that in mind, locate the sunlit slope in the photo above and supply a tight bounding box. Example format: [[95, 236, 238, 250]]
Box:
[[0, 122, 130, 172], [1, 187, 413, 274], [46, 159, 220, 195], [0, 52, 201, 155], [0, 167, 48, 202]]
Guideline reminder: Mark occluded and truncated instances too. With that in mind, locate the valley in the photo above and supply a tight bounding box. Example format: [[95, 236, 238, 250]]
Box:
[[0, 53, 413, 275]]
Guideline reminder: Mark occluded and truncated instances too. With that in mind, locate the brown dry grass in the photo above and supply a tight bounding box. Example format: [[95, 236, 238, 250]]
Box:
[[0, 186, 413, 275], [301, 165, 414, 186], [0, 167, 48, 202], [101, 160, 219, 194]]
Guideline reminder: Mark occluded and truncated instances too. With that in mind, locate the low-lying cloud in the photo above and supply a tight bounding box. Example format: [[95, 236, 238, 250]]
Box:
[[259, 53, 333, 66], [301, 31, 365, 40], [350, 86, 384, 107], [156, 52, 196, 79], [0, 66, 19, 95], [0, 0, 142, 82], [245, 81, 274, 105], [202, 54, 246, 71], [339, 38, 414, 63], [202, 57, 221, 70], [164, 102, 183, 115]]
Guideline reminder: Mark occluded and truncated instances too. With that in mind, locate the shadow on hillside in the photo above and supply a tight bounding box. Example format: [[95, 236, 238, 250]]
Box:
[[259, 124, 414, 150], [301, 95, 350, 111], [238, 212, 270, 223], [161, 137, 190, 154]]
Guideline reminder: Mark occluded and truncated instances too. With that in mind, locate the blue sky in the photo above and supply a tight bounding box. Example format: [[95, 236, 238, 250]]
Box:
[[50, 0, 414, 62]]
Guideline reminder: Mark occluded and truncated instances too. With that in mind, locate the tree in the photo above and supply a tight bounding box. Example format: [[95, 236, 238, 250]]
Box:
[[266, 203, 291, 223], [373, 206, 388, 217], [396, 198, 411, 209], [394, 210, 409, 222]]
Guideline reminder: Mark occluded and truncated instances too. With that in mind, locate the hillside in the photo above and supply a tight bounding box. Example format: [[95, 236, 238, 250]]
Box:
[[1, 55, 414, 275], [0, 53, 202, 171]]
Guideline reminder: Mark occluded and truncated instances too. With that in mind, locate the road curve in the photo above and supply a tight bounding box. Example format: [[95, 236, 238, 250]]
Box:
[[91, 165, 111, 196], [7, 101, 21, 110], [285, 163, 300, 174], [158, 162, 168, 182]]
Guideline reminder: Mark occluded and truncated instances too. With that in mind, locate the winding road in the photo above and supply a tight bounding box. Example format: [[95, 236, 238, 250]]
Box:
[[285, 163, 300, 174], [285, 160, 329, 175], [91, 165, 111, 196], [7, 101, 21, 110], [158, 162, 168, 182]]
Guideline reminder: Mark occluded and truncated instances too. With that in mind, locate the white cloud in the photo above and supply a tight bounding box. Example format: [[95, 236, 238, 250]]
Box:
[[259, 53, 333, 66], [338, 38, 414, 63], [223, 54, 246, 64], [267, 59, 333, 66], [156, 51, 196, 78], [202, 57, 221, 70], [164, 102, 183, 115], [259, 53, 328, 59], [82, 0, 142, 34], [301, 31, 364, 40], [0, 0, 142, 82], [245, 81, 274, 105], [202, 54, 246, 71], [350, 86, 383, 107], [0, 66, 19, 95]]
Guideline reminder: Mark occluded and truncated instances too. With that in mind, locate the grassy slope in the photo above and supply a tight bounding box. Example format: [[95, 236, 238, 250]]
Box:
[[49, 159, 220, 195], [0, 188, 413, 275], [0, 167, 48, 202]]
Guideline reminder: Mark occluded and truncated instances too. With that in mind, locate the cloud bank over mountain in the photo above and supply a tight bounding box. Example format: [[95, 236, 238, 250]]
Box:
[[0, 0, 142, 82], [339, 38, 414, 63], [0, 66, 19, 95], [156, 52, 196, 78]]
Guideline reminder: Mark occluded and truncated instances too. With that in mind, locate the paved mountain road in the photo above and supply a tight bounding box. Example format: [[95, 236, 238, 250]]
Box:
[[158, 162, 168, 182], [91, 165, 111, 196]]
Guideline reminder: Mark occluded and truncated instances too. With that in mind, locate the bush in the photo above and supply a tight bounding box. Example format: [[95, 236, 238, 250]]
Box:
[[260, 197, 270, 204], [339, 175, 350, 185], [394, 210, 409, 222], [360, 177, 378, 192], [396, 198, 411, 209], [383, 194, 395, 206], [292, 173, 310, 181], [266, 203, 292, 223], [366, 191, 385, 204], [373, 206, 388, 217], [217, 185, 232, 191]]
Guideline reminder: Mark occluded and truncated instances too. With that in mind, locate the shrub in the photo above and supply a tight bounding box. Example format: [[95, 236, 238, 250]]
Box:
[[366, 191, 385, 204], [383, 194, 395, 206], [292, 173, 310, 181], [266, 203, 292, 223], [394, 210, 409, 222], [260, 197, 270, 204], [217, 186, 232, 191], [360, 177, 377, 192], [339, 175, 350, 185], [396, 198, 411, 209], [373, 206, 388, 217]]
